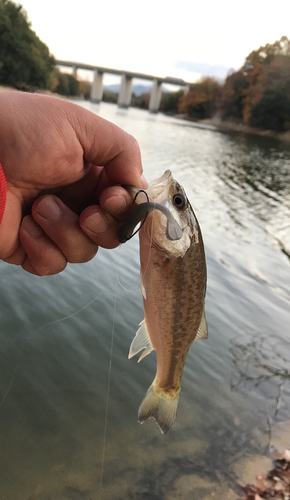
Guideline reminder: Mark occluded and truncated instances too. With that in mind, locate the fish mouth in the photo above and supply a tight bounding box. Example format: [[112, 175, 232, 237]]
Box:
[[118, 200, 183, 244]]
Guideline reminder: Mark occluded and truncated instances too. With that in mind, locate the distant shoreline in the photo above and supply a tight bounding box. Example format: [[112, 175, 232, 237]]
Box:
[[202, 117, 290, 144], [169, 112, 290, 144], [1, 86, 289, 144]]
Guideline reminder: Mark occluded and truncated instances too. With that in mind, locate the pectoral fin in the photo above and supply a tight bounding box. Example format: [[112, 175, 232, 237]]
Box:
[[195, 310, 208, 341], [128, 319, 153, 362]]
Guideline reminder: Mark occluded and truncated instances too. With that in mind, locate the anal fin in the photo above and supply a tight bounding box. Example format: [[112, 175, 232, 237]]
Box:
[[128, 318, 153, 362], [195, 309, 208, 341]]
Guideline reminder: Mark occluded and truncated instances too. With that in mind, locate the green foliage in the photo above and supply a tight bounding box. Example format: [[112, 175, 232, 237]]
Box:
[[54, 72, 79, 96], [160, 89, 184, 113], [0, 0, 55, 88], [102, 89, 118, 103], [131, 92, 150, 109], [250, 87, 290, 132]]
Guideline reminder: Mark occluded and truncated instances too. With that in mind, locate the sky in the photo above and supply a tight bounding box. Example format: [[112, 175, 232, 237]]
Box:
[[19, 0, 290, 86]]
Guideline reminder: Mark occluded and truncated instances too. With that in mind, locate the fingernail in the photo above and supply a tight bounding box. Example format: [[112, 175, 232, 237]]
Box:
[[36, 196, 61, 221], [83, 212, 108, 234], [22, 217, 44, 238]]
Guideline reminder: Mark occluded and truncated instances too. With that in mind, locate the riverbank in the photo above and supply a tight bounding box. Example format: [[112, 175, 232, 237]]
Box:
[[173, 113, 290, 144]]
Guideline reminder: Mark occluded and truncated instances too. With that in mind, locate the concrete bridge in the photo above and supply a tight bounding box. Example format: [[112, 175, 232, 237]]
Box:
[[56, 60, 192, 113]]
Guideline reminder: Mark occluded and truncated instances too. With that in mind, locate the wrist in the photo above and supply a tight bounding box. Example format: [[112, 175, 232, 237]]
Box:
[[0, 163, 8, 225]]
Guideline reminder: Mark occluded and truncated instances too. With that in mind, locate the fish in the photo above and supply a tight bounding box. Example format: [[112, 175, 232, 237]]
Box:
[[120, 170, 207, 434]]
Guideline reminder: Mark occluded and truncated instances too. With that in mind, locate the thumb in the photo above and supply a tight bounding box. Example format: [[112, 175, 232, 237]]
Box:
[[65, 101, 147, 188]]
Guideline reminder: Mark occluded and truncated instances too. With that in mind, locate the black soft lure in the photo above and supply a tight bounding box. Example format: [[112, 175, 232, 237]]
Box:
[[119, 201, 183, 244]]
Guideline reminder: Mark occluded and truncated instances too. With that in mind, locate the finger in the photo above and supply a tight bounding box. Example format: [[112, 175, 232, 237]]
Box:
[[68, 102, 148, 188], [99, 186, 134, 221], [56, 164, 104, 213], [79, 206, 121, 249], [20, 216, 67, 276], [3, 244, 26, 266], [32, 195, 99, 263]]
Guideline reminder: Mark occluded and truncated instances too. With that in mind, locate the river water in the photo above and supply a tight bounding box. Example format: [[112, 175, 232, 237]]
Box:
[[0, 102, 290, 500]]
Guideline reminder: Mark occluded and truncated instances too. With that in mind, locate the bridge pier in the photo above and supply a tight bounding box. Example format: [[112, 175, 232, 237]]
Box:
[[91, 69, 104, 103], [149, 79, 162, 113], [184, 84, 191, 94], [118, 74, 132, 108], [72, 65, 77, 78]]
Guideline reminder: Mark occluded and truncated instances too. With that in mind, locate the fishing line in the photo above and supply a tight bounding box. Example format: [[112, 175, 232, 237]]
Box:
[[99, 263, 118, 500], [0, 288, 106, 408], [1, 190, 158, 498], [98, 191, 157, 497]]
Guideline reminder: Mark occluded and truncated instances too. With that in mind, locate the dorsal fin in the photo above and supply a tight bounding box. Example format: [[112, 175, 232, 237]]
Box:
[[195, 310, 208, 341], [128, 319, 153, 362]]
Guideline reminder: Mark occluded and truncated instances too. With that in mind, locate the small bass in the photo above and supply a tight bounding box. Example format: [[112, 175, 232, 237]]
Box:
[[121, 170, 207, 433]]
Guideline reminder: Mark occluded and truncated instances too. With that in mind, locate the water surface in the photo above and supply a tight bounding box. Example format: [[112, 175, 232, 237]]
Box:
[[0, 102, 290, 500]]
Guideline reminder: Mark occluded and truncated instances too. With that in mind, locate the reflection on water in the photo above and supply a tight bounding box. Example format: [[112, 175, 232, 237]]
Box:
[[216, 134, 290, 256], [230, 332, 290, 421], [0, 102, 290, 499]]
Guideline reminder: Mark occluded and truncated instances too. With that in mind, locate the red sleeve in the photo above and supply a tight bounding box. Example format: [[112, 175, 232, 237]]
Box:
[[0, 163, 8, 225]]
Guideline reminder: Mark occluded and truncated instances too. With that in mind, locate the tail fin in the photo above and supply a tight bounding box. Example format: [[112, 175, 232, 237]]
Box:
[[138, 383, 180, 434]]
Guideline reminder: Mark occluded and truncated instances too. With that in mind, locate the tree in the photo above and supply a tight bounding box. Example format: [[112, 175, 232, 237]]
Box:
[[218, 36, 290, 126], [178, 78, 220, 119], [250, 87, 290, 132], [242, 40, 290, 123], [102, 89, 118, 103], [242, 36, 290, 75], [79, 80, 91, 100], [0, 0, 55, 88], [52, 70, 79, 96], [160, 89, 184, 114], [131, 92, 150, 109], [241, 63, 264, 123], [219, 70, 248, 119]]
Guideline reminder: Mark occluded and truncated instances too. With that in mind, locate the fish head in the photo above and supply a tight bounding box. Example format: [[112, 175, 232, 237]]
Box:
[[128, 170, 198, 258]]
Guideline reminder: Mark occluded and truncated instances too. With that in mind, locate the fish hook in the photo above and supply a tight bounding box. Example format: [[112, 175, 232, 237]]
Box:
[[119, 189, 150, 243], [118, 190, 183, 244]]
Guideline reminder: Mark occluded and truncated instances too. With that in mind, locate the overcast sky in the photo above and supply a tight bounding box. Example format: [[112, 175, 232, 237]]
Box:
[[19, 0, 290, 85]]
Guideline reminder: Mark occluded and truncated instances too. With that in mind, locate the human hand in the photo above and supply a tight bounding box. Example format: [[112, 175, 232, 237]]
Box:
[[0, 91, 147, 275]]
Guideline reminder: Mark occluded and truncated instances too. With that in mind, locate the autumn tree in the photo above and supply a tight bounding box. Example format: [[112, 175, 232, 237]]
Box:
[[178, 78, 220, 119], [219, 36, 290, 128], [0, 0, 55, 88], [242, 35, 290, 75], [219, 70, 248, 119], [241, 63, 264, 123]]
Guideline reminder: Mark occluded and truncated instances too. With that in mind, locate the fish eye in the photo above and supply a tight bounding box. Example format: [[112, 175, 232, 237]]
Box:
[[173, 193, 186, 209]]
